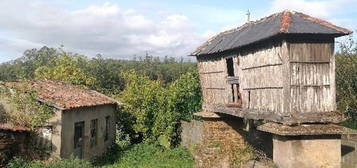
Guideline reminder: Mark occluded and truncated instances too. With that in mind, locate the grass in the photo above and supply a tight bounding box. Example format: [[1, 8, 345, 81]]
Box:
[[8, 143, 194, 168], [99, 143, 194, 168], [7, 157, 93, 168]]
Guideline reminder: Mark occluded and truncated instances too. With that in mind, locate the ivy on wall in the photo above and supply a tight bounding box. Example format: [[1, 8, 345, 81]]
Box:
[[0, 83, 54, 128]]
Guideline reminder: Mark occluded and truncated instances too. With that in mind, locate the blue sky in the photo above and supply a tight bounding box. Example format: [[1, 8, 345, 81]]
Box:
[[0, 0, 356, 63]]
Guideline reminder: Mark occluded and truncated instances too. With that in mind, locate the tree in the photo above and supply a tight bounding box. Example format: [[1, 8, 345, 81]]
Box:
[[118, 70, 202, 148], [336, 37, 357, 123], [34, 51, 96, 87]]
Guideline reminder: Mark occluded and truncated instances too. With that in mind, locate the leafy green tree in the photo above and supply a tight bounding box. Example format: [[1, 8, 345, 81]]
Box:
[[18, 46, 59, 79], [87, 55, 125, 94], [118, 70, 202, 148], [168, 70, 202, 121], [336, 37, 357, 124], [119, 71, 167, 142], [34, 51, 96, 87]]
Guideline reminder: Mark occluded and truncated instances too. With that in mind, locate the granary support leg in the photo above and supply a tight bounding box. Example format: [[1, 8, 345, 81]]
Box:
[[257, 123, 347, 168], [273, 134, 341, 168]]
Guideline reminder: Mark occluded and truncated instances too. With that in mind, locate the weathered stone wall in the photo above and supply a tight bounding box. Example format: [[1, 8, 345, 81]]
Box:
[[342, 134, 357, 168], [0, 130, 29, 167], [181, 120, 204, 147], [273, 135, 341, 168], [193, 117, 247, 168], [181, 114, 275, 168]]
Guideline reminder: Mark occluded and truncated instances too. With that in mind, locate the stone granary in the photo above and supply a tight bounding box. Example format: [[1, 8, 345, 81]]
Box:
[[1, 80, 119, 160], [191, 10, 353, 168]]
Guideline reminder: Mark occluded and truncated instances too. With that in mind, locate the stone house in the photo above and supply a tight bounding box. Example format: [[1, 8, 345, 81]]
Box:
[[1, 80, 119, 160]]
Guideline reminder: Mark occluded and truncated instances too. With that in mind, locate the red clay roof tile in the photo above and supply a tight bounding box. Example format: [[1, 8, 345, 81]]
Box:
[[4, 80, 118, 110]]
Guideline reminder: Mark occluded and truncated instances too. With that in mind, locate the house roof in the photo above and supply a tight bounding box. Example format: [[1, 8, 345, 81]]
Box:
[[191, 10, 352, 57], [4, 80, 119, 110], [0, 123, 30, 132]]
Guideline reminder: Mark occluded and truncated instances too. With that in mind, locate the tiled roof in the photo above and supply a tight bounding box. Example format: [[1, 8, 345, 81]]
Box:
[[4, 80, 119, 110], [0, 123, 30, 132], [191, 10, 352, 56]]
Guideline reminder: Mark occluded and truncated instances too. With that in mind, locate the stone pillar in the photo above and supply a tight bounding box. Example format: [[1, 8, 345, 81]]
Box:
[[273, 135, 341, 168], [257, 122, 352, 168]]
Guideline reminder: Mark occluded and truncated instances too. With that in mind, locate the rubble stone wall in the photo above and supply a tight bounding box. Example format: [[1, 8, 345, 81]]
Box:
[[0, 130, 29, 167]]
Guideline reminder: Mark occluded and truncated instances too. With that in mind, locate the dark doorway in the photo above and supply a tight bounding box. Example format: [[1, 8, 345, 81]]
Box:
[[226, 57, 234, 76], [74, 121, 84, 159]]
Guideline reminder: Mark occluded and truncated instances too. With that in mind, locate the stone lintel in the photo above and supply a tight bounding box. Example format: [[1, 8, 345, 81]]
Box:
[[257, 122, 357, 136]]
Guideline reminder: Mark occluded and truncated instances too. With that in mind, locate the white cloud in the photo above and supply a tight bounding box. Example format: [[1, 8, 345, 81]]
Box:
[[0, 1, 204, 60], [269, 0, 354, 18]]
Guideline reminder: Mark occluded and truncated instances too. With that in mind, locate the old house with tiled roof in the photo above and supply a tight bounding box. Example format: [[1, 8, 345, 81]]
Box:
[[1, 80, 119, 160]]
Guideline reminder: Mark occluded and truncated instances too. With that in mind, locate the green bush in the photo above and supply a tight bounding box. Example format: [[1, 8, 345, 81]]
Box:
[[103, 143, 194, 168], [118, 70, 202, 148], [7, 157, 93, 168], [336, 36, 357, 127], [0, 84, 53, 127]]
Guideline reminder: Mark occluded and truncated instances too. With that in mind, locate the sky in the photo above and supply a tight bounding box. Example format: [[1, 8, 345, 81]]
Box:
[[0, 0, 356, 63]]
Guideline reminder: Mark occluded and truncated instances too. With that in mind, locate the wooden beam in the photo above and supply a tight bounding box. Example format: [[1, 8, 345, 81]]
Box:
[[243, 87, 283, 90], [242, 63, 283, 70], [203, 104, 343, 125], [200, 70, 224, 74], [290, 61, 330, 64]]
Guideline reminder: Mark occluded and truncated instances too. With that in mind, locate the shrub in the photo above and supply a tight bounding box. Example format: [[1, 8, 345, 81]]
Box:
[[118, 70, 202, 148], [8, 157, 93, 168], [336, 36, 357, 127], [103, 143, 194, 168], [0, 83, 53, 128]]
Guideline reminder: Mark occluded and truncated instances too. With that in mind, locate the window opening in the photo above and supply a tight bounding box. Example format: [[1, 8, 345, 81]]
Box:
[[226, 57, 234, 76]]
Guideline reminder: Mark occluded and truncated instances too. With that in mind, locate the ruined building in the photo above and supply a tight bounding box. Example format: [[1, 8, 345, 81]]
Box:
[[1, 80, 118, 160], [191, 10, 353, 168]]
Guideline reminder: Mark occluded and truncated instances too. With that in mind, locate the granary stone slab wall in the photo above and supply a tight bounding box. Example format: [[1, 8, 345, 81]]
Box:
[[60, 104, 116, 159], [197, 57, 228, 105], [273, 135, 341, 168], [197, 39, 340, 124], [238, 41, 285, 115], [287, 41, 336, 114], [198, 41, 288, 118]]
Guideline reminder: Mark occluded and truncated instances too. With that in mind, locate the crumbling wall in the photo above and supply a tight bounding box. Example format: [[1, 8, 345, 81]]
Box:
[[0, 130, 29, 167], [181, 114, 275, 168]]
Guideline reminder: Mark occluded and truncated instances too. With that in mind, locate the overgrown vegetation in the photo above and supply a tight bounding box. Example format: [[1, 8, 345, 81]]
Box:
[[336, 36, 357, 129], [0, 83, 53, 128], [8, 143, 194, 168], [7, 157, 94, 168], [118, 70, 201, 148], [97, 143, 194, 168]]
